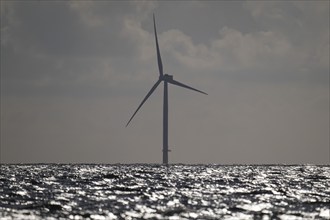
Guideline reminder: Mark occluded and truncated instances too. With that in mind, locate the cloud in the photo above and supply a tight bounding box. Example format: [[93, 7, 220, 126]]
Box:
[[162, 27, 293, 73], [2, 1, 328, 97], [1, 1, 158, 97], [243, 0, 329, 71]]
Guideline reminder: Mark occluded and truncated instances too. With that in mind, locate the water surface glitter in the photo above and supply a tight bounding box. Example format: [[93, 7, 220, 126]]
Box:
[[1, 164, 329, 219]]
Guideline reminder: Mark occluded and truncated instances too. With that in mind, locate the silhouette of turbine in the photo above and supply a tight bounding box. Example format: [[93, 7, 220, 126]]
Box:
[[126, 14, 207, 165]]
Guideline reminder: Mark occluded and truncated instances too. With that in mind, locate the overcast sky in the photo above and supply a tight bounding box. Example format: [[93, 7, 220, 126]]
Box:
[[1, 1, 329, 164]]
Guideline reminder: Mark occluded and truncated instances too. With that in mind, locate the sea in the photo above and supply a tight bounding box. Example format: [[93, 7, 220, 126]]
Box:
[[0, 164, 329, 220]]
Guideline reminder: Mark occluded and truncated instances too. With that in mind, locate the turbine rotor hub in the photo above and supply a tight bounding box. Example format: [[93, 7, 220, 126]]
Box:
[[162, 74, 173, 81]]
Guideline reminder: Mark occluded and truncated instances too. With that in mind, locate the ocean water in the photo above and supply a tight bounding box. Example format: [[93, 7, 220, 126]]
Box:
[[0, 164, 329, 220]]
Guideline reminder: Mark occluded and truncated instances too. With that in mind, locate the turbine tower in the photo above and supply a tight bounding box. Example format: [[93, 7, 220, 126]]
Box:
[[126, 14, 207, 165]]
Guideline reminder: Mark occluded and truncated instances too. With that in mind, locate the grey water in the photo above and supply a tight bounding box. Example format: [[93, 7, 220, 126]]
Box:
[[0, 164, 329, 220]]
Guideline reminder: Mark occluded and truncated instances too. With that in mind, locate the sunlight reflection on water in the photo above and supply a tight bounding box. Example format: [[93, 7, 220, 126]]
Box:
[[0, 164, 329, 219]]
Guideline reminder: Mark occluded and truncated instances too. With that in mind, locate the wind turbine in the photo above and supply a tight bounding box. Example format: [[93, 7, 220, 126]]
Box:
[[126, 14, 207, 165]]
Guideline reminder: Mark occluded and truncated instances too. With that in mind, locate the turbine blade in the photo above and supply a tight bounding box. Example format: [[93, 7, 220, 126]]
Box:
[[153, 14, 163, 76], [126, 79, 162, 127], [168, 78, 208, 95]]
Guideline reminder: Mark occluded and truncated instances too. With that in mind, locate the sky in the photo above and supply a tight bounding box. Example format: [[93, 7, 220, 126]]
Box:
[[1, 1, 329, 164]]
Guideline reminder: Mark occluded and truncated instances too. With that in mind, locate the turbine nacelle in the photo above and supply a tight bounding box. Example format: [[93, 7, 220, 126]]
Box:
[[161, 74, 173, 81]]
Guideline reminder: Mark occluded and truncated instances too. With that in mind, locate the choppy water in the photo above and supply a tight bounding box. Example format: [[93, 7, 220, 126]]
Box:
[[0, 164, 329, 219]]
